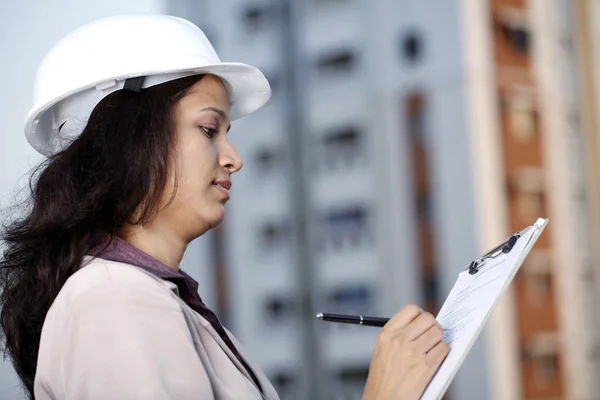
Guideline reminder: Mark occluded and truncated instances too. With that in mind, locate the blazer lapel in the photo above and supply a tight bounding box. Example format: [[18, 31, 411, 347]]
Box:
[[194, 314, 268, 399], [120, 265, 275, 399]]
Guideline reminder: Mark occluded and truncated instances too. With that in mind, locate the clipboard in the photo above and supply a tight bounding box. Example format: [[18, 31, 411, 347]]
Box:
[[420, 217, 549, 400]]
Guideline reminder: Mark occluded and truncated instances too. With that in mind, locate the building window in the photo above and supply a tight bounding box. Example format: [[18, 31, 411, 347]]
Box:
[[269, 370, 296, 399], [319, 206, 370, 250], [241, 3, 274, 33], [400, 30, 423, 64], [522, 250, 551, 305], [506, 94, 536, 142], [327, 284, 373, 315], [263, 295, 296, 323], [523, 333, 559, 386], [498, 8, 530, 55], [508, 167, 545, 221], [535, 354, 558, 383], [316, 49, 357, 75], [259, 220, 290, 250], [254, 146, 283, 174], [321, 126, 364, 170]]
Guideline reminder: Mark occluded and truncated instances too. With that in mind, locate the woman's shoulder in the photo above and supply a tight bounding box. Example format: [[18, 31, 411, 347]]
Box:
[[40, 257, 182, 340], [52, 256, 177, 312], [72, 256, 166, 288]]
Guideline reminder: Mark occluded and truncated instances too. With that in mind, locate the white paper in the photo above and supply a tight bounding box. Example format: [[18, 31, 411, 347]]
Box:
[[420, 218, 548, 400]]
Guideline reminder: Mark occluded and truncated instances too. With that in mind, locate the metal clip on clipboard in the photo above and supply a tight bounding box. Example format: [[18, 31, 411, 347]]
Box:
[[467, 233, 521, 275]]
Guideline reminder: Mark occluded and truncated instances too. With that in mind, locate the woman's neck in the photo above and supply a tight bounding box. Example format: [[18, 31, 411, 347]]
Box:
[[118, 224, 187, 271]]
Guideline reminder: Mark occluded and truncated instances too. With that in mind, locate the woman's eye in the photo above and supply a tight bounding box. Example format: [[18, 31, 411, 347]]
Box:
[[201, 127, 217, 138]]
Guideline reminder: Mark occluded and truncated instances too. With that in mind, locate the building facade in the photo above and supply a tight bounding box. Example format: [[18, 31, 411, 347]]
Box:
[[195, 0, 493, 399], [190, 0, 600, 399], [484, 0, 600, 398]]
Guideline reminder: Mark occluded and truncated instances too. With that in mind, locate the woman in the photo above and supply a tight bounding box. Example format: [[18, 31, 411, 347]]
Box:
[[0, 14, 448, 400]]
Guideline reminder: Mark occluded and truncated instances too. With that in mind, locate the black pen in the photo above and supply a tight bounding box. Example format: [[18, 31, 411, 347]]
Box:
[[316, 312, 451, 336], [316, 312, 389, 327]]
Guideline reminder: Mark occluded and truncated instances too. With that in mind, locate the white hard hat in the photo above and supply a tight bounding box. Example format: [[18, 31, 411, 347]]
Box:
[[24, 14, 272, 157]]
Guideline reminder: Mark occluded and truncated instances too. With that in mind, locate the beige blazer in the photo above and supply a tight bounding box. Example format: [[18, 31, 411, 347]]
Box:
[[34, 257, 280, 400]]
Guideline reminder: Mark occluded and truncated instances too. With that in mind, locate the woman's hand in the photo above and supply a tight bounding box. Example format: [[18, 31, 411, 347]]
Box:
[[362, 304, 449, 400]]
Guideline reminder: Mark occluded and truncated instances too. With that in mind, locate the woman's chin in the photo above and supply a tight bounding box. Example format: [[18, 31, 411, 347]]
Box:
[[204, 208, 226, 230], [186, 205, 226, 237]]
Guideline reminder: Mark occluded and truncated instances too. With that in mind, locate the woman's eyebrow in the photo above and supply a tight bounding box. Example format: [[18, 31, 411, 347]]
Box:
[[200, 107, 231, 132]]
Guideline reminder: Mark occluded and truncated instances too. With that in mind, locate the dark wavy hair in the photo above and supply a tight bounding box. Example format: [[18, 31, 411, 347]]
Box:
[[0, 74, 204, 398]]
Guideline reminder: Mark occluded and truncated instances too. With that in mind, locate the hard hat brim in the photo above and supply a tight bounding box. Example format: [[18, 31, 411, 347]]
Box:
[[24, 61, 272, 157]]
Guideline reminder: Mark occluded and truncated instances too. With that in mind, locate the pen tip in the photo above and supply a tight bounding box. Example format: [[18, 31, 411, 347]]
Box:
[[316, 313, 323, 319]]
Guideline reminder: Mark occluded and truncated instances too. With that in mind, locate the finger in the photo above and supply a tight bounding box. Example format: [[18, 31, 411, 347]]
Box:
[[425, 341, 450, 369], [384, 304, 422, 330], [413, 325, 444, 353], [405, 312, 439, 341]]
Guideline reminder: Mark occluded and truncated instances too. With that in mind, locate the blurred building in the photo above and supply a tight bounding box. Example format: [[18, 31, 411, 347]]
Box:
[[188, 0, 491, 399], [182, 0, 600, 399], [487, 0, 600, 398]]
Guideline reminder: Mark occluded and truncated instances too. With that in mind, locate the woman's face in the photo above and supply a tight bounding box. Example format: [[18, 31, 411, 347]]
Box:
[[162, 75, 243, 240]]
